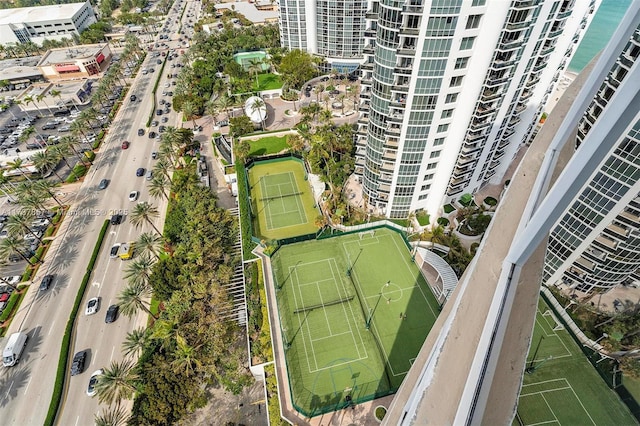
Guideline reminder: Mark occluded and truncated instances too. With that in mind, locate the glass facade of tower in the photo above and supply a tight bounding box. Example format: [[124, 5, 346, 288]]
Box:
[[544, 25, 640, 293], [356, 0, 594, 218], [279, 0, 367, 61]]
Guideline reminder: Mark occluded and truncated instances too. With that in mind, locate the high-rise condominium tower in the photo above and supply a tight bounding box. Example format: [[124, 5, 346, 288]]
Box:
[[278, 0, 368, 71], [543, 22, 640, 294], [356, 0, 598, 218]]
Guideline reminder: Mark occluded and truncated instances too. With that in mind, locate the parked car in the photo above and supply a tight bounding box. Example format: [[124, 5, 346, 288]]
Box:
[[136, 168, 145, 177], [110, 243, 121, 258], [130, 94, 137, 102], [98, 179, 109, 190], [110, 214, 123, 225], [121, 140, 130, 149], [85, 297, 100, 315], [146, 170, 153, 181], [148, 131, 157, 138], [151, 151, 158, 159], [128, 190, 139, 201], [71, 350, 87, 375], [137, 128, 145, 136]]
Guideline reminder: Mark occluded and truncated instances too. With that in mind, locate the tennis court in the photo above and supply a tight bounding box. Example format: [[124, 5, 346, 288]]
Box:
[[271, 228, 440, 416], [515, 298, 635, 425], [248, 157, 319, 240]]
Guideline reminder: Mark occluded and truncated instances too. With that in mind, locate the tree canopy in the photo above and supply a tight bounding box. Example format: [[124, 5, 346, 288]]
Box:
[[278, 49, 319, 90]]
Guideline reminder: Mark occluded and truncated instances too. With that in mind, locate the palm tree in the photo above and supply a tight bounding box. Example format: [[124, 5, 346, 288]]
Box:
[[32, 179, 64, 208], [94, 405, 130, 426], [250, 97, 267, 129], [32, 151, 62, 181], [215, 95, 234, 121], [6, 158, 33, 181], [36, 93, 54, 116], [7, 212, 43, 246], [93, 359, 138, 406], [122, 327, 148, 359], [248, 58, 262, 88], [23, 95, 43, 117], [152, 157, 173, 182], [314, 84, 325, 103], [0, 235, 34, 265], [123, 253, 155, 287], [148, 174, 170, 200], [171, 335, 202, 377], [117, 281, 156, 319], [181, 101, 198, 129], [49, 89, 62, 110], [129, 202, 161, 235], [286, 133, 305, 153], [49, 144, 80, 179], [135, 232, 163, 260]]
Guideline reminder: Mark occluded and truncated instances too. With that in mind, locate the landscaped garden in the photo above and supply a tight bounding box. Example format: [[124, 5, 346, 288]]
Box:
[[247, 135, 288, 156]]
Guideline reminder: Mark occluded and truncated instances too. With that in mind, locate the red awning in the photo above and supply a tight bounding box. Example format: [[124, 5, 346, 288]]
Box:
[[55, 65, 80, 72], [96, 53, 105, 63]]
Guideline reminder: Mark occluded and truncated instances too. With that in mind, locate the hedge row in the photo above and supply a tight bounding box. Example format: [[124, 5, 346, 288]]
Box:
[[44, 219, 110, 426], [65, 164, 88, 183], [235, 160, 256, 260], [0, 289, 25, 323]]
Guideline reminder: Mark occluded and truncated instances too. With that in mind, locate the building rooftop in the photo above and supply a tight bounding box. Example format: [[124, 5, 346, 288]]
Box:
[[0, 2, 86, 25], [214, 2, 278, 24], [0, 56, 42, 81], [38, 44, 106, 66]]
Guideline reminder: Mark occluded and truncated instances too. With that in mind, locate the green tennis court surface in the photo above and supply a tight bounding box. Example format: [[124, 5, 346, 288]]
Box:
[[272, 228, 440, 416], [248, 158, 319, 240], [515, 298, 635, 425]]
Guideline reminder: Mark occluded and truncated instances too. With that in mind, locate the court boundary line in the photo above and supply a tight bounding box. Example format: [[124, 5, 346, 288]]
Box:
[[260, 171, 307, 231], [520, 378, 597, 426]]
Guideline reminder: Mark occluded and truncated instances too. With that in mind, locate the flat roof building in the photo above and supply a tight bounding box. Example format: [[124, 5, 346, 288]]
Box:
[[37, 43, 111, 80], [214, 2, 279, 25], [0, 1, 96, 46], [0, 56, 44, 89]]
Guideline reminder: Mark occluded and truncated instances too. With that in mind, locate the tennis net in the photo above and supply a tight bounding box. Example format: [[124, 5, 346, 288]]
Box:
[[293, 295, 354, 314], [260, 191, 303, 202]]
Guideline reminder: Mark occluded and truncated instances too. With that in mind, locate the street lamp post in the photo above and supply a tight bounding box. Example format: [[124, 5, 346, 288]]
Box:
[[366, 281, 390, 330]]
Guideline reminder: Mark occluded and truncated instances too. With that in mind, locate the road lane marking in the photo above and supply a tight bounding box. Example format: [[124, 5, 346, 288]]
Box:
[[75, 415, 80, 426], [110, 346, 116, 362], [48, 320, 56, 336], [92, 350, 98, 365], [4, 380, 14, 400], [23, 377, 31, 395]]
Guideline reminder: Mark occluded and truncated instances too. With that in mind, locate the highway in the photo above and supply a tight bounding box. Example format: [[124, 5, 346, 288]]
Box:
[[0, 1, 201, 424]]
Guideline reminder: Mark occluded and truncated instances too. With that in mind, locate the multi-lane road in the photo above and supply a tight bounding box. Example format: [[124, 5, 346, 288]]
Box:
[[0, 1, 201, 424]]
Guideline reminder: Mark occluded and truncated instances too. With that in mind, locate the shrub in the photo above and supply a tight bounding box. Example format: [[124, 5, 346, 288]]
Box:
[[0, 290, 25, 322], [437, 217, 450, 226], [484, 196, 498, 206], [235, 161, 257, 260], [21, 268, 33, 282], [65, 164, 88, 183], [265, 364, 286, 426], [416, 211, 430, 226], [443, 204, 455, 214], [375, 406, 387, 421]]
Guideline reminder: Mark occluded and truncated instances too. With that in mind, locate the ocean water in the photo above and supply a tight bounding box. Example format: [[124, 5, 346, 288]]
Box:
[[568, 0, 632, 73]]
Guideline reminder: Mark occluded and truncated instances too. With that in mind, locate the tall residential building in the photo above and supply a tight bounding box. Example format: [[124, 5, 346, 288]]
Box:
[[543, 22, 640, 294], [355, 0, 598, 219], [278, 0, 368, 71], [0, 1, 96, 46]]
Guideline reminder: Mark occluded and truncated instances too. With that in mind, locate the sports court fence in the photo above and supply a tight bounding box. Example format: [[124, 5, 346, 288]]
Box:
[[270, 252, 395, 417], [540, 291, 640, 421]]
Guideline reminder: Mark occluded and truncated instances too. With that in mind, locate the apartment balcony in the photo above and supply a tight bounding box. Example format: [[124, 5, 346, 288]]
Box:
[[378, 192, 389, 201], [358, 116, 369, 126], [506, 21, 530, 31], [595, 235, 618, 250], [619, 209, 640, 224], [365, 10, 378, 19], [360, 91, 371, 99], [508, 115, 521, 126], [525, 75, 541, 88], [381, 161, 395, 173], [513, 0, 537, 9], [557, 8, 572, 19], [606, 223, 630, 238], [452, 165, 473, 179], [394, 66, 412, 75], [482, 89, 502, 100], [363, 45, 375, 55], [484, 168, 497, 181], [364, 29, 376, 38], [383, 150, 397, 161], [449, 175, 468, 188], [390, 100, 406, 108], [476, 104, 496, 117], [401, 27, 420, 36], [515, 103, 527, 114], [520, 89, 532, 100], [360, 62, 374, 72], [462, 141, 483, 154], [605, 77, 621, 90], [498, 39, 523, 51], [467, 130, 485, 142], [574, 256, 595, 273], [388, 112, 404, 123], [619, 54, 635, 70], [492, 58, 516, 69], [355, 156, 366, 167], [502, 128, 515, 139], [541, 43, 556, 56], [379, 183, 391, 193], [457, 153, 477, 166], [486, 74, 510, 86], [471, 119, 491, 130], [402, 4, 423, 14], [387, 125, 401, 135], [548, 27, 564, 39], [354, 166, 364, 175], [379, 172, 393, 182], [533, 60, 546, 72], [398, 47, 416, 56]]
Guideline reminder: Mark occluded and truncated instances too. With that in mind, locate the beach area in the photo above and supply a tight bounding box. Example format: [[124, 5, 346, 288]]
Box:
[[545, 70, 577, 114]]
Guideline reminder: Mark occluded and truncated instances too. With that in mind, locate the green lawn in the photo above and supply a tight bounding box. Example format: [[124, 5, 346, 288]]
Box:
[[253, 73, 283, 91], [515, 298, 636, 425], [248, 135, 288, 157]]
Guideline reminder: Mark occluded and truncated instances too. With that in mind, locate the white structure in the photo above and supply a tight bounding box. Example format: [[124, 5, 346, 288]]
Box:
[[356, 0, 599, 219], [278, 0, 367, 71], [0, 148, 45, 177], [37, 43, 111, 79], [543, 20, 640, 294], [214, 2, 279, 25], [244, 96, 267, 124], [0, 1, 96, 46]]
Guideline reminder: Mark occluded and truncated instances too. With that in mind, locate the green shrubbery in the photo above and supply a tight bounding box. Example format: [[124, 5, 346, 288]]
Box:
[[235, 160, 257, 260], [265, 363, 286, 425], [65, 164, 88, 183]]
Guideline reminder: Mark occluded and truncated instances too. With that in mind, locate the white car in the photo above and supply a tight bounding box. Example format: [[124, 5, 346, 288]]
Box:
[[85, 297, 100, 315], [128, 191, 139, 202], [87, 369, 103, 396]]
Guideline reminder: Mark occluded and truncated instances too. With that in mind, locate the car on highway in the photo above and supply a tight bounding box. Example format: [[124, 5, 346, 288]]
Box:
[[146, 170, 154, 181], [156, 109, 163, 116], [71, 350, 87, 376], [151, 120, 159, 126], [98, 179, 109, 190], [130, 94, 137, 102], [136, 167, 145, 177], [39, 274, 54, 292], [159, 125, 166, 133], [128, 190, 139, 201], [121, 140, 130, 149], [161, 116, 169, 123], [137, 128, 145, 136], [87, 369, 103, 396], [149, 131, 157, 139], [105, 305, 119, 323], [151, 151, 158, 159], [85, 297, 100, 315], [110, 243, 121, 258], [110, 214, 123, 225]]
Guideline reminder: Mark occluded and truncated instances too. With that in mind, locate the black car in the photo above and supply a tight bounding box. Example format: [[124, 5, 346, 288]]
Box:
[[159, 125, 166, 133], [136, 167, 145, 177], [130, 94, 137, 102], [137, 128, 145, 136], [71, 350, 87, 376], [105, 304, 119, 323], [110, 214, 123, 225], [148, 131, 157, 139], [156, 109, 163, 116], [98, 179, 109, 190], [41, 123, 57, 130], [39, 274, 54, 291]]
